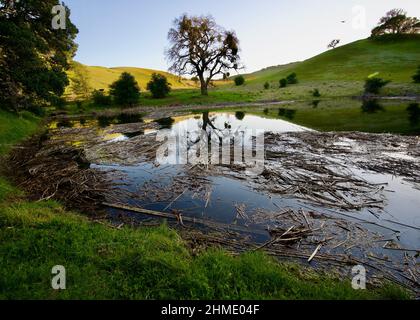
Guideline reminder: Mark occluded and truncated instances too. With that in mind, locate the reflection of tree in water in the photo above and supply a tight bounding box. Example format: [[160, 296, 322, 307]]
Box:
[[311, 100, 321, 108], [155, 117, 175, 129], [188, 112, 235, 161], [117, 113, 143, 124], [361, 99, 384, 113], [56, 119, 74, 128], [278, 108, 297, 120], [407, 103, 420, 127], [97, 113, 144, 128], [235, 111, 245, 120]]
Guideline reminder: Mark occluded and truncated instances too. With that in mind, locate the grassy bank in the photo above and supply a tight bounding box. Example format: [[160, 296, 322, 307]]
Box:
[[0, 111, 411, 299]]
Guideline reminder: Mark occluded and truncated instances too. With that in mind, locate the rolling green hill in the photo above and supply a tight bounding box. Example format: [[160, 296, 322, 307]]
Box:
[[244, 35, 420, 84], [66, 63, 196, 97]]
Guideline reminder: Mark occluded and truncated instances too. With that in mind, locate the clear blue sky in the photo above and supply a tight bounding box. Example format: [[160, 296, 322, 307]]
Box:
[[65, 0, 420, 73]]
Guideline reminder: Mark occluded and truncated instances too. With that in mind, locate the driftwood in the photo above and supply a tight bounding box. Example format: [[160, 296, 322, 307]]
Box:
[[102, 202, 267, 236]]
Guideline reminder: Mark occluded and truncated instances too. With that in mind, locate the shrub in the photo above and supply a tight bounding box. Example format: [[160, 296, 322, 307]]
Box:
[[312, 89, 321, 97], [279, 79, 287, 88], [234, 75, 245, 86], [147, 73, 172, 99], [364, 77, 391, 94], [286, 73, 298, 84], [92, 89, 112, 106], [109, 72, 140, 107], [413, 66, 420, 83], [264, 82, 270, 90]]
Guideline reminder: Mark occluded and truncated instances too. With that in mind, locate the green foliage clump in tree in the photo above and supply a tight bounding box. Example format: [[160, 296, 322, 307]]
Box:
[[147, 73, 172, 99], [0, 0, 78, 112], [109, 72, 140, 107]]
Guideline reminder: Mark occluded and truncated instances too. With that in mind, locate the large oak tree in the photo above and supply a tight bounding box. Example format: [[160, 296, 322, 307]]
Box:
[[0, 0, 78, 112], [166, 14, 242, 96], [371, 9, 419, 36]]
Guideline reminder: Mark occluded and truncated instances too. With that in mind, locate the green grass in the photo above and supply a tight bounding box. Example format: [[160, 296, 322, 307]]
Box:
[[244, 35, 420, 83], [0, 201, 410, 300], [0, 111, 411, 300], [0, 110, 40, 155]]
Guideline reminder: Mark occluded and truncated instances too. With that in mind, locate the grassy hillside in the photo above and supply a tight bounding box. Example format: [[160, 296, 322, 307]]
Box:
[[66, 63, 197, 97], [244, 35, 420, 83]]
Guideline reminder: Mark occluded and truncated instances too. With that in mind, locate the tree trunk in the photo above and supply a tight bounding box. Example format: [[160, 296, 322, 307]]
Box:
[[199, 76, 208, 96]]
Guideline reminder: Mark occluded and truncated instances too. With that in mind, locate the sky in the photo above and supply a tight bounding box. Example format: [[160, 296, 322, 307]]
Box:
[[64, 0, 420, 74]]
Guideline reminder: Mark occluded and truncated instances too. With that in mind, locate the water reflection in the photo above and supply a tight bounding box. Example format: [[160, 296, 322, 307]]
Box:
[[155, 117, 175, 129], [361, 99, 385, 114], [56, 119, 74, 128], [235, 111, 246, 120], [98, 113, 143, 128], [311, 100, 321, 108], [278, 108, 297, 120], [406, 103, 420, 127]]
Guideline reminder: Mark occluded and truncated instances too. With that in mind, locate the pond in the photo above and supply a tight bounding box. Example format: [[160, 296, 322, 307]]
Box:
[[47, 104, 420, 289]]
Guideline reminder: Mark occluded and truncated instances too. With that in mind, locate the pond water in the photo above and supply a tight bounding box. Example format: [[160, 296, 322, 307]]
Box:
[[52, 111, 417, 244], [49, 107, 420, 275]]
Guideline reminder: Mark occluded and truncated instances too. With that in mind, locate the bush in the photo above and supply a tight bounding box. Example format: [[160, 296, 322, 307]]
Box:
[[109, 72, 140, 107], [413, 66, 420, 83], [147, 73, 172, 99], [92, 89, 112, 106], [234, 75, 245, 86], [286, 73, 298, 84], [264, 82, 270, 90], [279, 79, 287, 88], [364, 77, 391, 94], [312, 89, 321, 97]]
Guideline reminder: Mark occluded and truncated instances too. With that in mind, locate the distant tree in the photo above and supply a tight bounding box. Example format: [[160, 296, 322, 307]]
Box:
[[0, 0, 78, 112], [70, 62, 91, 100], [413, 66, 420, 83], [327, 39, 340, 49], [166, 14, 242, 95], [109, 72, 140, 107], [147, 73, 171, 99], [222, 72, 231, 81], [264, 82, 270, 90], [371, 9, 420, 36], [92, 89, 112, 106], [364, 77, 391, 94], [234, 75, 245, 86], [286, 73, 298, 84], [279, 79, 287, 88], [312, 89, 321, 97]]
